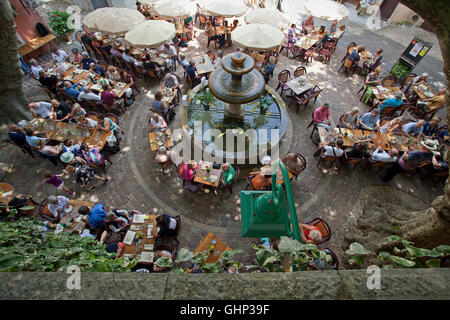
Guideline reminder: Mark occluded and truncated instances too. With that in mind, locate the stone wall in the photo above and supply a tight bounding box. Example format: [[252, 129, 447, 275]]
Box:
[[0, 269, 448, 299]]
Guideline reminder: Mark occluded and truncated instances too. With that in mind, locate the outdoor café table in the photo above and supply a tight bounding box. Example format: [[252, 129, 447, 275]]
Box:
[[149, 128, 174, 151], [285, 76, 317, 96], [215, 26, 232, 35], [122, 214, 157, 264], [50, 122, 91, 145], [294, 34, 320, 50], [371, 85, 406, 101], [58, 200, 95, 234], [194, 232, 231, 264], [387, 134, 424, 153], [260, 164, 293, 185], [193, 160, 222, 189], [0, 183, 14, 205], [192, 55, 214, 75], [359, 50, 373, 61], [159, 85, 177, 105], [63, 67, 131, 98], [412, 83, 436, 100], [27, 118, 60, 135], [318, 127, 391, 151], [84, 129, 113, 149]]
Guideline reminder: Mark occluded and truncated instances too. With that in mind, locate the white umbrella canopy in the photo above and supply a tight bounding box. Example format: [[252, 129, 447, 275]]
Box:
[[154, 0, 197, 19], [93, 8, 146, 35], [280, 0, 308, 18], [82, 7, 110, 31], [140, 0, 162, 6], [125, 20, 176, 48], [245, 8, 290, 30], [203, 0, 248, 18], [304, 0, 349, 21], [231, 23, 284, 51]]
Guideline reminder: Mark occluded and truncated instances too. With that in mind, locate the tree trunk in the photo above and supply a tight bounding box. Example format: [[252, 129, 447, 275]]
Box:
[[0, 0, 31, 136], [388, 0, 450, 247]]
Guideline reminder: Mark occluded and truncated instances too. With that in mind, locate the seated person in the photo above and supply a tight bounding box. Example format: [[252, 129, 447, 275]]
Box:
[[100, 83, 121, 110], [100, 211, 130, 242], [50, 99, 71, 121], [24, 128, 47, 148], [149, 111, 167, 131], [181, 160, 197, 182], [62, 138, 81, 154], [179, 53, 190, 69], [106, 65, 122, 82], [71, 48, 83, 65], [51, 48, 69, 63], [152, 91, 169, 116], [248, 167, 272, 190], [365, 48, 383, 71], [361, 67, 380, 104], [30, 59, 44, 79], [110, 43, 123, 58], [402, 120, 426, 137], [185, 61, 200, 84], [151, 213, 178, 238], [63, 81, 82, 100], [164, 73, 179, 89], [261, 56, 276, 84], [345, 142, 370, 159], [78, 86, 101, 102], [122, 49, 137, 65], [433, 158, 448, 172], [380, 116, 405, 134], [89, 62, 105, 77], [143, 54, 163, 75], [28, 101, 53, 119], [155, 146, 171, 163], [68, 103, 86, 122], [81, 52, 95, 70], [38, 70, 59, 93], [358, 109, 380, 131], [313, 103, 332, 129], [96, 114, 119, 133], [423, 117, 441, 137], [302, 15, 314, 30], [221, 163, 235, 186], [340, 107, 359, 129], [370, 146, 398, 163], [299, 223, 323, 244], [163, 42, 178, 66], [78, 203, 108, 230], [349, 46, 365, 65], [377, 91, 403, 111], [333, 25, 345, 40], [438, 128, 448, 142], [47, 195, 70, 220], [282, 153, 303, 175], [36, 140, 60, 165], [321, 138, 344, 158]]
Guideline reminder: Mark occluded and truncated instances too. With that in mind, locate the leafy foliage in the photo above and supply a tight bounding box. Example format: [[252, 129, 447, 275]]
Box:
[[48, 11, 74, 35], [389, 61, 412, 81], [346, 236, 450, 268], [0, 218, 136, 272]]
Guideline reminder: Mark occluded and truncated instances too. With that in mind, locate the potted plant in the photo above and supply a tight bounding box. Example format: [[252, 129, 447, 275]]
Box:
[[48, 10, 75, 42]]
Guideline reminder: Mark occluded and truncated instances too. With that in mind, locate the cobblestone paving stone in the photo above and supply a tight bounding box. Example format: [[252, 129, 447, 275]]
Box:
[[1, 15, 445, 265]]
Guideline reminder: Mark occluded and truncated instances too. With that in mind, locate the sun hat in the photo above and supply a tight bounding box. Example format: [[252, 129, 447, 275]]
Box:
[[60, 152, 75, 163], [261, 155, 271, 165], [420, 139, 437, 151]]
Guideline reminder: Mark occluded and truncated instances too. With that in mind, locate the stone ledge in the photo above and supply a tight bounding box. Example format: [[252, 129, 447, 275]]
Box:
[[0, 269, 448, 300]]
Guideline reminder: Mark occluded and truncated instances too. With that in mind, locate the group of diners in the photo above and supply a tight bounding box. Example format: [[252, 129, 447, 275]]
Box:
[[42, 194, 180, 272], [310, 102, 448, 181]]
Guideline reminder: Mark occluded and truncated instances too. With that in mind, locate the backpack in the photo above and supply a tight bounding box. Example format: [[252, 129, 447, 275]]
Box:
[[36, 23, 49, 37]]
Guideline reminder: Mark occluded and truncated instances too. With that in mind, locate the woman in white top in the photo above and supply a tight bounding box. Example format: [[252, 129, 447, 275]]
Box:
[[149, 112, 167, 131], [340, 107, 359, 129]]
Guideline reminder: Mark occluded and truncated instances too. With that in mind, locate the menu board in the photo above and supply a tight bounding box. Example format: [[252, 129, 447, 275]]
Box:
[[401, 38, 432, 65]]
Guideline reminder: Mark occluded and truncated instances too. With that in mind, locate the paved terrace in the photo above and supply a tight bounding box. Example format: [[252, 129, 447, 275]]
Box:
[[1, 13, 446, 265]]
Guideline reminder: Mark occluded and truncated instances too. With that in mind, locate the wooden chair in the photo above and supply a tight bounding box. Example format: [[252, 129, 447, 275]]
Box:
[[294, 66, 306, 78], [302, 48, 316, 64], [381, 76, 397, 87], [343, 153, 364, 171], [305, 88, 323, 105], [40, 85, 58, 100], [275, 70, 291, 97], [303, 217, 331, 244], [133, 64, 145, 80], [313, 147, 343, 169], [93, 46, 105, 62], [341, 42, 356, 63], [145, 69, 161, 84], [199, 15, 207, 29], [363, 160, 387, 173], [307, 111, 320, 143], [401, 73, 417, 91], [176, 161, 186, 187], [338, 57, 354, 74], [318, 46, 333, 64], [288, 95, 311, 113], [112, 55, 124, 69], [38, 199, 59, 223], [163, 215, 181, 247], [158, 157, 174, 174], [287, 153, 307, 180]]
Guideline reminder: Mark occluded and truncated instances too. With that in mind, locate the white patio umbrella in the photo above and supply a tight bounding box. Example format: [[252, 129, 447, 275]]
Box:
[[125, 20, 176, 48], [280, 0, 308, 19], [244, 8, 290, 30], [304, 0, 349, 21], [93, 8, 146, 35], [203, 0, 248, 18], [82, 7, 110, 31], [231, 23, 284, 51], [154, 0, 197, 19], [140, 0, 162, 6]]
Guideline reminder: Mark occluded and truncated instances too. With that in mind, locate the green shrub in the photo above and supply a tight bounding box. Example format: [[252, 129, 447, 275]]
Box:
[[48, 10, 74, 35]]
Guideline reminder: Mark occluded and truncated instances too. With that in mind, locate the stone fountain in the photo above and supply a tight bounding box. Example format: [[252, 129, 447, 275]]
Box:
[[179, 52, 291, 164]]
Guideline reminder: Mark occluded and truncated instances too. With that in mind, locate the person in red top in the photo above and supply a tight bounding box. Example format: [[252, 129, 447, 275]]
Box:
[[313, 103, 331, 130], [299, 223, 323, 244], [100, 83, 123, 112]]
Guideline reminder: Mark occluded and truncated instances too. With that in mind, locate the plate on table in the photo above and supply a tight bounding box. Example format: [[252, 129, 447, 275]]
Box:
[[73, 69, 83, 75], [64, 205, 73, 213], [423, 91, 434, 98], [64, 75, 74, 82], [91, 84, 102, 91], [159, 53, 169, 59]]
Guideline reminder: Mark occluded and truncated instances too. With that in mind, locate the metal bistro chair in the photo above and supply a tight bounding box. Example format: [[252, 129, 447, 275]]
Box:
[[313, 146, 344, 170], [294, 66, 307, 78], [223, 167, 240, 197], [276, 70, 291, 97], [303, 217, 331, 245], [289, 95, 311, 113]]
